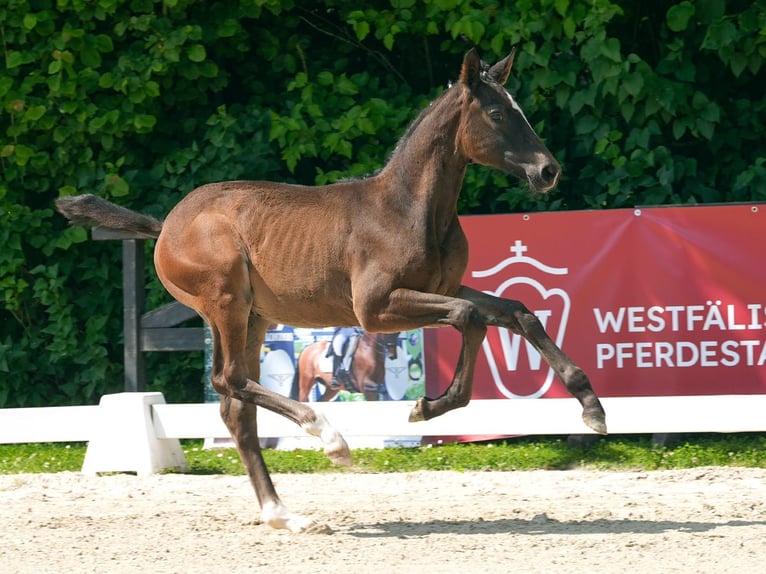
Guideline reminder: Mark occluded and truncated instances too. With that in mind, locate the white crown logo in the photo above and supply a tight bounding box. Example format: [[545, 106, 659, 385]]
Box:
[[471, 240, 570, 399]]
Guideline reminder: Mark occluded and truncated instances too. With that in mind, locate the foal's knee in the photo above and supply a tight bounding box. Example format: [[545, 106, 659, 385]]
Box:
[[451, 301, 486, 339], [210, 364, 249, 397], [509, 302, 544, 334], [210, 376, 232, 397], [518, 308, 542, 331]]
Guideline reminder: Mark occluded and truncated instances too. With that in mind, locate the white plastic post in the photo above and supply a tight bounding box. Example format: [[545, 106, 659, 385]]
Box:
[[81, 392, 187, 476]]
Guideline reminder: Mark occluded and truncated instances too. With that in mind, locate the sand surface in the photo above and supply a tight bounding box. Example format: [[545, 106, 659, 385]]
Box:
[[1, 467, 765, 573]]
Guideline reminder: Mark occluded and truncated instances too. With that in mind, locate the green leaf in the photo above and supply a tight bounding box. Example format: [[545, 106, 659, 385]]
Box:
[[667, 2, 695, 33], [658, 163, 675, 187], [23, 13, 37, 30], [199, 61, 219, 78], [335, 76, 359, 96], [187, 44, 206, 63], [575, 115, 599, 135], [317, 71, 334, 86], [6, 51, 25, 68], [217, 18, 239, 38], [702, 21, 736, 50], [0, 76, 12, 97], [12, 145, 34, 166], [622, 73, 644, 97], [600, 38, 621, 63], [98, 72, 114, 88], [133, 114, 157, 131], [81, 46, 101, 68], [620, 102, 635, 123], [672, 120, 686, 140], [691, 91, 708, 110], [563, 17, 576, 39], [353, 20, 370, 41], [730, 52, 747, 77], [696, 118, 714, 140], [105, 174, 129, 196], [96, 34, 114, 53], [467, 20, 485, 43], [25, 105, 47, 121]]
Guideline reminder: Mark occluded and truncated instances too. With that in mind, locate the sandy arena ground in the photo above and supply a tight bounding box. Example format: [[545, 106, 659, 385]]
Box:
[[1, 467, 765, 573]]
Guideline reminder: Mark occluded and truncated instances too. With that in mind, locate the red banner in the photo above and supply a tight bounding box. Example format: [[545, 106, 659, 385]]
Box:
[[425, 204, 766, 400]]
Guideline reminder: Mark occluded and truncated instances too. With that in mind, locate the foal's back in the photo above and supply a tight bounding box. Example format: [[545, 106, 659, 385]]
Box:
[[153, 178, 393, 327]]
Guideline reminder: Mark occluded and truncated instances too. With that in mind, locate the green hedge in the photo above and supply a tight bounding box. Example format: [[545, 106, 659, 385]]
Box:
[[1, 0, 764, 407]]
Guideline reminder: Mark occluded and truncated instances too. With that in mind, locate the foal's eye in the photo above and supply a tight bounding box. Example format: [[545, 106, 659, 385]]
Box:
[[489, 110, 504, 122]]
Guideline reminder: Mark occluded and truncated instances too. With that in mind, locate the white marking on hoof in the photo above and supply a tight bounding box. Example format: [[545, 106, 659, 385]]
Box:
[[408, 398, 426, 422], [261, 500, 333, 534], [303, 412, 352, 466]]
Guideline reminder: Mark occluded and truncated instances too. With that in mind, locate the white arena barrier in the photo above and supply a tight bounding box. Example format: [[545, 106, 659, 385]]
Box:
[[1, 393, 765, 475]]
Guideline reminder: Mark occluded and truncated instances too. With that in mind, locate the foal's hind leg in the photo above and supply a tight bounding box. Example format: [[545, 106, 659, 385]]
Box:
[[156, 225, 349, 531], [219, 396, 331, 533], [218, 315, 313, 531], [215, 314, 347, 533], [158, 223, 352, 466], [207, 307, 351, 466], [457, 286, 606, 434]]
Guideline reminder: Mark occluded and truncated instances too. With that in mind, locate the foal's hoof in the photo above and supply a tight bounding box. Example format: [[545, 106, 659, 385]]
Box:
[[304, 412, 352, 466], [582, 409, 607, 435], [408, 398, 426, 422], [326, 443, 352, 467]]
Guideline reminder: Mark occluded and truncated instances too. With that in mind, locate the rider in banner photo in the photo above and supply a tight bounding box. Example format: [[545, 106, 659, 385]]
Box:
[[327, 327, 362, 389]]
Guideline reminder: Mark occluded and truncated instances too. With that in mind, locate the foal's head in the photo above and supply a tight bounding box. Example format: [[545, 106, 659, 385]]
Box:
[[456, 49, 561, 193]]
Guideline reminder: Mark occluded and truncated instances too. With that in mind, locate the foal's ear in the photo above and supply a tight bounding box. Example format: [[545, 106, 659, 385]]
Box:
[[460, 48, 483, 89], [487, 48, 516, 86]]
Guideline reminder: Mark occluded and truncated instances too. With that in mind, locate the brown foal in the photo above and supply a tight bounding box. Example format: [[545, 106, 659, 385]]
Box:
[[57, 49, 606, 533]]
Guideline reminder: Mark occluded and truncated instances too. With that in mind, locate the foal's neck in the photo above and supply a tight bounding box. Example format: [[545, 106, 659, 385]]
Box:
[[379, 86, 468, 222]]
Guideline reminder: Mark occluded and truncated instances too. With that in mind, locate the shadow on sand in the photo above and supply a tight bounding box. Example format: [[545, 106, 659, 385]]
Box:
[[347, 516, 765, 538]]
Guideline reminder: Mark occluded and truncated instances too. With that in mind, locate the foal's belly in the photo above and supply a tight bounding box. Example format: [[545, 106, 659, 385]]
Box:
[[248, 269, 359, 328]]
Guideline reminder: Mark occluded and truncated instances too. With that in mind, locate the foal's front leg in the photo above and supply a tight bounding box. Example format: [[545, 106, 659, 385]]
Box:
[[457, 286, 607, 434], [359, 288, 487, 422]]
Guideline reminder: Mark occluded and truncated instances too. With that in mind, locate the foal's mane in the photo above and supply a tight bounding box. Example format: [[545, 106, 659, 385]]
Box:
[[381, 82, 461, 171], [397, 84, 456, 144], [365, 62, 503, 179], [391, 61, 501, 159], [337, 86, 459, 183]]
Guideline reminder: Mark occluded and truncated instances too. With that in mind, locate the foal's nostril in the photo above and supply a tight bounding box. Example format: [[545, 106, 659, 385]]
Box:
[[541, 162, 561, 186]]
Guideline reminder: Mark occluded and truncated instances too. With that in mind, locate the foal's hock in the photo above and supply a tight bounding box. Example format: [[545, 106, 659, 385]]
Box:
[[57, 48, 606, 533]]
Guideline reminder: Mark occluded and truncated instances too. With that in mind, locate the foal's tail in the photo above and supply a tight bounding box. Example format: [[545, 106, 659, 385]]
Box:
[[55, 194, 163, 239]]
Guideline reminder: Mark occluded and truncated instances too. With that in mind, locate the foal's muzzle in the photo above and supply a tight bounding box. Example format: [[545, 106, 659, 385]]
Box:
[[527, 156, 561, 193], [504, 151, 562, 193]]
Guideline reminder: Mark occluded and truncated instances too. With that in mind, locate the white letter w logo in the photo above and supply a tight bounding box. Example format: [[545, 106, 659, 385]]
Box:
[[471, 241, 571, 399], [499, 310, 551, 370]]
